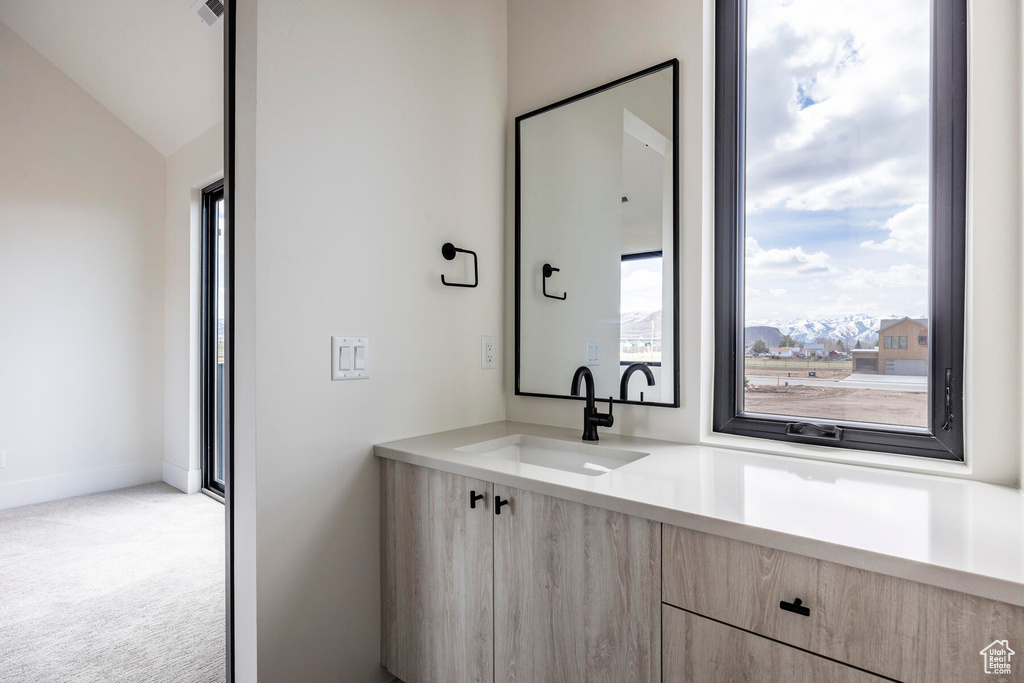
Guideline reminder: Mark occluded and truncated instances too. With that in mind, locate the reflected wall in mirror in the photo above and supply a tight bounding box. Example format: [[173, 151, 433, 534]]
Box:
[[515, 60, 679, 406]]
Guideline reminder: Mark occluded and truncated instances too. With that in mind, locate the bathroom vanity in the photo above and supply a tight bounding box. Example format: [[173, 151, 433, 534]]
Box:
[[376, 422, 1024, 683]]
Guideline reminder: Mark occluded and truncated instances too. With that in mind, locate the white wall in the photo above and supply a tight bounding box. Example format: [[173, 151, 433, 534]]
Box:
[[505, 0, 1024, 487], [234, 0, 508, 679], [0, 21, 166, 509], [162, 123, 224, 494], [231, 0, 259, 678]]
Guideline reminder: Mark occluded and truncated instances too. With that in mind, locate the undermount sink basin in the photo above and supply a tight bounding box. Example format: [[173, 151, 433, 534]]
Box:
[[456, 434, 648, 476]]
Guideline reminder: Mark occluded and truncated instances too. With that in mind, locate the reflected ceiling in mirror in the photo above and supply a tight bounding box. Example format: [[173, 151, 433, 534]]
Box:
[[515, 60, 679, 407]]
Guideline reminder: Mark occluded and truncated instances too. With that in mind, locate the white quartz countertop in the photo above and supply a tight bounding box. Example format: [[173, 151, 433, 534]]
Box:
[[375, 421, 1024, 607]]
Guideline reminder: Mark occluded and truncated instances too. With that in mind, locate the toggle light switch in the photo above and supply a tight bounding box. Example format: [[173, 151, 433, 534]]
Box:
[[332, 336, 371, 380]]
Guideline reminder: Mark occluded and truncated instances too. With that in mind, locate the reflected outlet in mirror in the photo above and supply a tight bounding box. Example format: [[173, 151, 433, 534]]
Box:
[[515, 59, 679, 407], [457, 434, 648, 476]]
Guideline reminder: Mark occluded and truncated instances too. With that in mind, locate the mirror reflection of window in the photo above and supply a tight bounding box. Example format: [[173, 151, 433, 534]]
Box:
[[620, 254, 663, 366]]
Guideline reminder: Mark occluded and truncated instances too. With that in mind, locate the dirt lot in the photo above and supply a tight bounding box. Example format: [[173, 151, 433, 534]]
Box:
[[744, 385, 927, 428], [744, 358, 852, 380]]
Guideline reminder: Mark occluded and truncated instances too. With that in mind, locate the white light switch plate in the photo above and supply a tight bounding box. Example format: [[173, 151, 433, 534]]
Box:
[[332, 336, 371, 380], [481, 336, 497, 369], [586, 339, 600, 366]]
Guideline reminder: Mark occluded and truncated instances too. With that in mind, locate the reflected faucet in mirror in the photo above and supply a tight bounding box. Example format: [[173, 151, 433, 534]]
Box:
[[570, 366, 614, 442], [620, 363, 656, 401]]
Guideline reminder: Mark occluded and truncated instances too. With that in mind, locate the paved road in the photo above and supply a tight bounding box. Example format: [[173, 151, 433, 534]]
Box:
[[746, 374, 927, 393]]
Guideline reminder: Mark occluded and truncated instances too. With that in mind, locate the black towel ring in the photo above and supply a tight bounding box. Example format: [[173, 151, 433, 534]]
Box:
[[441, 242, 478, 288]]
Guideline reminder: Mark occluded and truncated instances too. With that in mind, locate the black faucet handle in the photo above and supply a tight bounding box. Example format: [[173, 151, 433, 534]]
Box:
[[592, 397, 614, 428]]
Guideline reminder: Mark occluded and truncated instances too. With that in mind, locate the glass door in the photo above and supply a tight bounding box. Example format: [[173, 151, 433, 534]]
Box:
[[201, 180, 227, 496]]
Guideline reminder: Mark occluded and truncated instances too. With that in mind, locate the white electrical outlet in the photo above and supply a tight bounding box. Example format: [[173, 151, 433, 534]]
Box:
[[586, 339, 600, 366], [0, 450, 6, 468], [481, 336, 497, 369]]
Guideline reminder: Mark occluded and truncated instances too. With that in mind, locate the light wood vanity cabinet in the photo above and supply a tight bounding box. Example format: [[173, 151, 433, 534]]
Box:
[[380, 461, 661, 683], [493, 484, 661, 682], [381, 459, 1023, 682], [662, 604, 886, 682], [380, 459, 494, 683], [663, 524, 1024, 682]]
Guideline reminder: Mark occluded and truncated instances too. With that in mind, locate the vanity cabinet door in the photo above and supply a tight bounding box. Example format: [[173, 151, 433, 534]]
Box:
[[662, 604, 885, 682], [492, 485, 660, 683], [380, 460, 493, 683]]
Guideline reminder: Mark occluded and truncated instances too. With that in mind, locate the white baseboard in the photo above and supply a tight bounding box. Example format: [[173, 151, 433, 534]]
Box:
[[162, 460, 202, 494], [0, 460, 164, 510]]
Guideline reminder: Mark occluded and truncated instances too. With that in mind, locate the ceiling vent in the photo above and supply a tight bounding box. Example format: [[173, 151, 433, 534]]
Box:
[[192, 0, 224, 28]]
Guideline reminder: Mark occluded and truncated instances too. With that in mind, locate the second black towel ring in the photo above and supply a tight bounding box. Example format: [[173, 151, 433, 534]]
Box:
[[542, 263, 566, 300]]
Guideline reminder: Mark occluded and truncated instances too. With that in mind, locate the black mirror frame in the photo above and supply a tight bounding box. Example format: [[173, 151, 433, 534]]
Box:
[[514, 59, 681, 408]]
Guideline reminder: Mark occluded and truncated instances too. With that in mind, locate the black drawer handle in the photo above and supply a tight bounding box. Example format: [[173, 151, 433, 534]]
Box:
[[780, 597, 810, 617], [494, 496, 510, 515], [469, 490, 484, 509]]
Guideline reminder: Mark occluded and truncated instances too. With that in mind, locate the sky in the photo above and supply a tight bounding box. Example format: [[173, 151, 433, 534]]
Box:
[[743, 0, 931, 324], [621, 257, 664, 315]]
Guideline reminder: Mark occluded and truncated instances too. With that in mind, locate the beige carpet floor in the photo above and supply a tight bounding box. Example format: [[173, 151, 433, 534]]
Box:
[[0, 483, 225, 682]]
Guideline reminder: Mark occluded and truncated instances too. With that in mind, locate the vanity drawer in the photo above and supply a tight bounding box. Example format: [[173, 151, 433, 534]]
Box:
[[663, 524, 1024, 682], [662, 604, 885, 683]]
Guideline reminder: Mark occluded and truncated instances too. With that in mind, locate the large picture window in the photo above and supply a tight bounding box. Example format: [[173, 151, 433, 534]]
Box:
[[713, 0, 966, 459]]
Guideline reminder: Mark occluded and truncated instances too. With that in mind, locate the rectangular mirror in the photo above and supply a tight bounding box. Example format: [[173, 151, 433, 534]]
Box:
[[515, 59, 679, 407]]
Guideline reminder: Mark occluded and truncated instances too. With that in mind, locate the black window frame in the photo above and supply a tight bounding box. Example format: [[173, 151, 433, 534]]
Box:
[[713, 0, 967, 461], [201, 178, 227, 495]]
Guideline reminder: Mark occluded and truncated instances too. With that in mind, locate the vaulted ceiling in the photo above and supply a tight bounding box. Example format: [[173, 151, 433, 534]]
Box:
[[0, 0, 223, 156]]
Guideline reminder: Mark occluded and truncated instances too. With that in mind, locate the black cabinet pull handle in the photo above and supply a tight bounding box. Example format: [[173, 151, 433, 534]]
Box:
[[494, 496, 509, 515], [779, 597, 810, 617], [469, 490, 484, 509]]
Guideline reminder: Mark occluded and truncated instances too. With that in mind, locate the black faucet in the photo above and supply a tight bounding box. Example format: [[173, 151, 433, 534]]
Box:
[[570, 366, 614, 441], [620, 363, 656, 401]]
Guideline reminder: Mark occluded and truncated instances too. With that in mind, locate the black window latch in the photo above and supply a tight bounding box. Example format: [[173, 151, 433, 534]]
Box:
[[785, 422, 843, 440]]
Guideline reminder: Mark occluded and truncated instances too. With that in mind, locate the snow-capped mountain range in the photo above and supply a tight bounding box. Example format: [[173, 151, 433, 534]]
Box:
[[746, 314, 893, 345], [620, 310, 661, 338]]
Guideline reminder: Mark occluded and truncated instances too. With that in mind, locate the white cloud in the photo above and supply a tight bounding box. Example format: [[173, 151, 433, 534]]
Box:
[[746, 287, 762, 299], [744, 0, 930, 213], [746, 237, 833, 275], [620, 266, 663, 314], [833, 264, 928, 290], [769, 288, 788, 296], [860, 203, 928, 254]]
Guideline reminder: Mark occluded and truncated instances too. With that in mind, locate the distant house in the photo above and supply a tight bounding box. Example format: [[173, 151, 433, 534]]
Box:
[[801, 343, 825, 358], [878, 318, 928, 375], [769, 347, 796, 358], [828, 350, 842, 359], [851, 318, 928, 375]]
